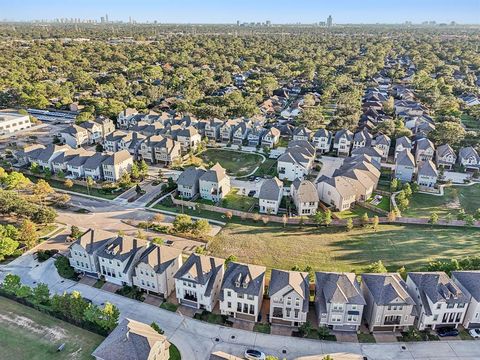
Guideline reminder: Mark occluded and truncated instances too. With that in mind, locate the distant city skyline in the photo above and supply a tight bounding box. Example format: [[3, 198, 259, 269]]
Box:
[[2, 0, 479, 24]]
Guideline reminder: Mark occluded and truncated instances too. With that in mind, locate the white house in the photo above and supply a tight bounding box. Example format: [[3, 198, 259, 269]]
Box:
[[269, 269, 310, 327], [258, 177, 283, 215], [406, 272, 468, 330], [219, 262, 266, 322], [0, 112, 31, 135], [97, 237, 147, 286], [436, 144, 457, 170], [174, 253, 224, 311], [102, 150, 133, 182], [395, 150, 416, 183], [333, 129, 353, 157], [199, 163, 231, 202], [277, 141, 315, 181], [315, 272, 366, 331], [394, 136, 412, 160], [291, 179, 319, 216], [177, 167, 206, 199], [416, 160, 438, 188], [451, 271, 480, 329], [458, 146, 480, 171], [312, 128, 332, 154], [415, 138, 435, 163]]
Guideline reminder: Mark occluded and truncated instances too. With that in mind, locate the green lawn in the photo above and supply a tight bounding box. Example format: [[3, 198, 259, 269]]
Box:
[[334, 206, 378, 219], [253, 323, 271, 334], [252, 158, 277, 177], [357, 333, 376, 343], [169, 343, 181, 360], [0, 296, 104, 360], [194, 149, 264, 177], [461, 114, 480, 130], [402, 184, 480, 218], [160, 301, 179, 312], [208, 222, 480, 276], [220, 190, 258, 211], [368, 193, 391, 212]]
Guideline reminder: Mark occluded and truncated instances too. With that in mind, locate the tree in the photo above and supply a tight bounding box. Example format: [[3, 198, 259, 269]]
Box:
[[324, 209, 332, 226], [18, 219, 38, 249], [70, 225, 82, 240], [429, 212, 439, 225], [430, 121, 466, 146], [86, 176, 95, 195], [298, 321, 312, 337], [346, 218, 354, 232], [64, 179, 74, 189], [372, 215, 379, 231], [4, 171, 30, 190], [192, 219, 211, 236], [139, 160, 149, 179], [402, 182, 412, 198], [173, 214, 193, 233], [224, 254, 237, 266], [361, 212, 370, 227], [397, 266, 408, 280], [365, 260, 387, 273], [16, 284, 32, 299], [390, 178, 399, 192], [2, 273, 21, 294], [70, 290, 89, 323], [464, 214, 475, 226], [31, 283, 50, 305], [130, 162, 140, 179], [84, 302, 120, 332], [33, 179, 54, 203], [0, 224, 19, 261], [118, 172, 131, 188]]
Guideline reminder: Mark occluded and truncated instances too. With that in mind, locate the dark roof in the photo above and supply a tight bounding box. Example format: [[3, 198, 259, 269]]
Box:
[[269, 269, 309, 312], [136, 244, 182, 274], [258, 177, 283, 201], [361, 273, 415, 306], [219, 262, 265, 300], [452, 271, 480, 301], [174, 254, 224, 296]]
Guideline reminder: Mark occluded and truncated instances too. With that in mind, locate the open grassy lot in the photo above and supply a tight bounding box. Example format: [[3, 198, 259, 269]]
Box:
[[195, 149, 264, 177], [0, 296, 104, 360], [208, 222, 480, 276], [220, 190, 258, 211], [461, 114, 480, 130], [402, 184, 480, 218]]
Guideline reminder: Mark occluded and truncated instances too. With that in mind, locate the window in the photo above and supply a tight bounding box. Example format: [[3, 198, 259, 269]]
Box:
[[227, 302, 231, 308], [436, 304, 442, 310], [227, 291, 231, 297], [447, 303, 455, 309], [458, 303, 465, 308], [433, 315, 438, 321]]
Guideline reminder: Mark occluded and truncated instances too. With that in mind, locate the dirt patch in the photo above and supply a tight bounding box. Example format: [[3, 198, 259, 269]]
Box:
[[0, 312, 67, 341]]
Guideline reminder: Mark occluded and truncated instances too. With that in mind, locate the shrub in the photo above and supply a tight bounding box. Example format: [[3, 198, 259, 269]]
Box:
[[36, 249, 58, 262], [54, 255, 77, 280]]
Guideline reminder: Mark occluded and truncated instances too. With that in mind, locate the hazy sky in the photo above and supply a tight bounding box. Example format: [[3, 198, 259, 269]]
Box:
[[3, 0, 480, 24]]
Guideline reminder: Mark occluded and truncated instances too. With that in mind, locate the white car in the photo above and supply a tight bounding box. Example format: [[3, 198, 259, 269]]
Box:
[[470, 328, 480, 338], [245, 349, 266, 360]]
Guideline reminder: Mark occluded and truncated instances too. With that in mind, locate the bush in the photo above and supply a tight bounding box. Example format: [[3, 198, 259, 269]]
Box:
[[36, 249, 58, 262], [54, 255, 77, 280]]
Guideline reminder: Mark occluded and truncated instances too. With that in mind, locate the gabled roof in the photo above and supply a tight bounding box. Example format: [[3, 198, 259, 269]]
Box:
[[84, 152, 109, 170], [361, 273, 415, 306], [415, 137, 435, 151], [174, 254, 224, 296], [396, 150, 415, 167], [395, 136, 412, 149], [258, 177, 283, 201], [313, 128, 331, 139], [102, 150, 132, 166], [200, 162, 228, 183], [269, 269, 309, 312], [436, 144, 456, 158], [292, 179, 319, 203], [418, 160, 438, 177], [219, 262, 266, 300], [177, 167, 206, 187], [334, 129, 353, 143], [73, 228, 116, 254], [136, 244, 182, 274], [315, 272, 366, 306], [374, 133, 391, 146], [98, 236, 147, 263], [459, 146, 480, 161], [452, 271, 480, 302]]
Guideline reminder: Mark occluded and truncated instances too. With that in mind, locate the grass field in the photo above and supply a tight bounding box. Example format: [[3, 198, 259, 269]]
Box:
[[220, 190, 258, 211], [461, 114, 480, 130], [195, 149, 264, 177], [208, 222, 480, 276], [0, 296, 104, 360], [334, 206, 378, 219], [402, 184, 480, 218]]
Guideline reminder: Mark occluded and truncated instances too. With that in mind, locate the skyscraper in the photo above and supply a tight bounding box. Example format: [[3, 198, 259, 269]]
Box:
[[105, 14, 109, 23], [327, 15, 333, 27]]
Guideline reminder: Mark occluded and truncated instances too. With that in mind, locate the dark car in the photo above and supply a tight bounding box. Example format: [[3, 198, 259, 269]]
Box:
[[437, 327, 459, 337], [247, 190, 256, 197]]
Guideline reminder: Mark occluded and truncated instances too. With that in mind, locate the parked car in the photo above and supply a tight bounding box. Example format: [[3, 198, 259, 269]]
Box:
[[437, 327, 459, 337], [247, 190, 256, 197], [244, 349, 266, 360], [469, 328, 480, 339]]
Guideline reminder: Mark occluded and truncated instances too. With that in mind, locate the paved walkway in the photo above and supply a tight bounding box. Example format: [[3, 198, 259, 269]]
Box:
[[2, 255, 480, 360]]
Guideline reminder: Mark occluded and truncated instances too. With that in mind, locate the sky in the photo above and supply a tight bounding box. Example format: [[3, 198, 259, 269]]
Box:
[[2, 0, 480, 24]]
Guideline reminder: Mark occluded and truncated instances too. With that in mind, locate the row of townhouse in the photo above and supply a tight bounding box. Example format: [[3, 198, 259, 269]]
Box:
[[177, 163, 231, 202], [17, 143, 133, 182], [59, 117, 115, 148], [69, 233, 480, 333], [395, 136, 480, 186]]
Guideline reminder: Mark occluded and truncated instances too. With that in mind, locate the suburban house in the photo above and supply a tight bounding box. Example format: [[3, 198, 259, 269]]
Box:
[[205, 118, 224, 141], [291, 179, 319, 216], [458, 146, 480, 170], [119, 132, 146, 158], [132, 244, 183, 298], [247, 125, 266, 147], [292, 126, 312, 142], [277, 141, 315, 181], [261, 127, 281, 148], [139, 135, 181, 165], [69, 229, 116, 277], [199, 163, 231, 202], [104, 131, 129, 152], [395, 150, 416, 183], [416, 160, 438, 188], [406, 272, 468, 330], [436, 144, 457, 170], [351, 147, 382, 166], [220, 119, 239, 143], [451, 271, 480, 329], [60, 124, 90, 148], [117, 108, 139, 129], [176, 126, 202, 152], [84, 153, 109, 181], [352, 129, 372, 150], [394, 136, 412, 160], [373, 133, 391, 161], [26, 144, 71, 170], [269, 269, 309, 327], [174, 253, 224, 311], [415, 138, 435, 163], [315, 272, 366, 331], [361, 273, 416, 332], [317, 176, 356, 211], [312, 128, 332, 154], [258, 177, 284, 215], [232, 122, 251, 145], [92, 318, 170, 360], [333, 129, 353, 156], [219, 262, 266, 322], [66, 150, 95, 179], [101, 150, 133, 182], [177, 167, 206, 199], [96, 237, 147, 286]]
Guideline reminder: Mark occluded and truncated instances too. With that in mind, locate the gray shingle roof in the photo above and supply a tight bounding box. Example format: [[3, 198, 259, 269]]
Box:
[[258, 177, 283, 201], [452, 271, 480, 301], [269, 269, 309, 312], [136, 244, 182, 274], [361, 273, 415, 306], [395, 136, 412, 149], [417, 160, 438, 177], [219, 262, 266, 300], [315, 272, 366, 306], [102, 150, 132, 166], [292, 179, 319, 203], [408, 272, 468, 305], [73, 228, 116, 254], [396, 150, 415, 167], [177, 167, 206, 187], [200, 163, 227, 183]]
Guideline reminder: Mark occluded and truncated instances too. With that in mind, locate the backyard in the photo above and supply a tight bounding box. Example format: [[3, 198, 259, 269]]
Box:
[[220, 190, 258, 211], [191, 149, 264, 177], [402, 184, 480, 218], [208, 222, 480, 276], [0, 296, 104, 360]]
